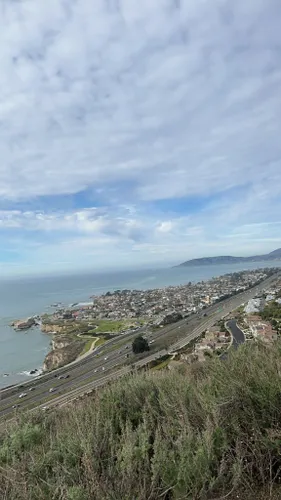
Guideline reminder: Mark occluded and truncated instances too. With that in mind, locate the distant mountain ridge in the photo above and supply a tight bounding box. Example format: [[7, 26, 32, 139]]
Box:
[[177, 248, 281, 267]]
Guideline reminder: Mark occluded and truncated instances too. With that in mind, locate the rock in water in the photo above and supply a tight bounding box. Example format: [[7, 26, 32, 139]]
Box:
[[12, 317, 36, 330]]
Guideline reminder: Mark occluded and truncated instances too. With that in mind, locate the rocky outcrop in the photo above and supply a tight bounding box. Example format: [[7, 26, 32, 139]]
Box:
[[41, 323, 68, 334], [41, 319, 87, 371], [52, 336, 72, 350], [11, 317, 36, 330], [43, 339, 85, 371]]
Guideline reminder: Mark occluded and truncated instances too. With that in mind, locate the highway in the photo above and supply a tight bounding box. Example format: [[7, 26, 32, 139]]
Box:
[[0, 270, 280, 421]]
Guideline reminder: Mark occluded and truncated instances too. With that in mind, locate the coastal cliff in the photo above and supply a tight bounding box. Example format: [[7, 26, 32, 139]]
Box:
[[40, 318, 92, 371], [10, 317, 80, 371], [43, 337, 85, 371], [41, 323, 68, 334]]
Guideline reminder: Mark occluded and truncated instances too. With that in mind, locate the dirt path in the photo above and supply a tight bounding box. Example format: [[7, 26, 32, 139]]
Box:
[[76, 335, 100, 361]]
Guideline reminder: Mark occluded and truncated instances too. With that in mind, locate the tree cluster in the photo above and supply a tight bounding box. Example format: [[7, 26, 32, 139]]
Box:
[[132, 335, 150, 354]]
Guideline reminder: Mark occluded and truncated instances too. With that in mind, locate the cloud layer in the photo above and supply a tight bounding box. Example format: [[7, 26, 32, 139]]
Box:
[[0, 0, 281, 275]]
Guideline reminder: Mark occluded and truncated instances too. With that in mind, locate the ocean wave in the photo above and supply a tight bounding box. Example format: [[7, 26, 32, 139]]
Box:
[[69, 301, 93, 308], [19, 368, 43, 377]]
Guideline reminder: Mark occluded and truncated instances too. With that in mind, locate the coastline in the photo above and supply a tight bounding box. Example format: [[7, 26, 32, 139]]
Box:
[[2, 262, 281, 388], [7, 266, 280, 378]]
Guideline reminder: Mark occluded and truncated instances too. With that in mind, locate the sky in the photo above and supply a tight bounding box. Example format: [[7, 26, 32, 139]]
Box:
[[0, 0, 281, 277]]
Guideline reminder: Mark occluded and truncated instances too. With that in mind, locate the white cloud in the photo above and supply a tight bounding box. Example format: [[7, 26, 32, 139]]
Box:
[[0, 0, 280, 204], [1, 208, 281, 277], [0, 208, 144, 241], [0, 1, 281, 274], [156, 221, 174, 233]]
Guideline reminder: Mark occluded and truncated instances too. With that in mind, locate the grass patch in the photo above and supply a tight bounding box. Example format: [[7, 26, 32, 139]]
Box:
[[79, 337, 107, 356], [94, 318, 146, 334], [95, 337, 107, 348], [151, 356, 171, 371], [3, 342, 281, 498], [79, 339, 95, 356], [86, 328, 98, 334], [95, 319, 132, 334]]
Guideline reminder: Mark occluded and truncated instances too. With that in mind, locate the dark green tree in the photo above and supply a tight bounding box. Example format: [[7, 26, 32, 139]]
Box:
[[132, 335, 150, 354]]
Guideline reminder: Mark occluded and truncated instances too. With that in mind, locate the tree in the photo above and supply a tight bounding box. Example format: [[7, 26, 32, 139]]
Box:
[[132, 335, 150, 354]]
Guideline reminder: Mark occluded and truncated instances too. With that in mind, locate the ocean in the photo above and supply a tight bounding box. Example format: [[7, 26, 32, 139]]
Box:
[[1, 260, 280, 388]]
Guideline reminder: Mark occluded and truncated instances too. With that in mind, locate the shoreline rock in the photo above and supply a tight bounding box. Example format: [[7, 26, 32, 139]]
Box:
[[10, 317, 36, 330]]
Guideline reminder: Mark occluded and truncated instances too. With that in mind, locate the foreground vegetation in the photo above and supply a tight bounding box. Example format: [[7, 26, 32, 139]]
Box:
[[2, 342, 281, 499], [261, 301, 281, 333]]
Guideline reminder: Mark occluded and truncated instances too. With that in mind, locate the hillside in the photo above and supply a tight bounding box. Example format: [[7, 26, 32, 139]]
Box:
[[177, 247, 281, 267], [1, 342, 281, 499]]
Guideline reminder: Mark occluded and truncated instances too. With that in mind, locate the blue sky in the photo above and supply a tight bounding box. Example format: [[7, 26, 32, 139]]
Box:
[[1, 0, 281, 277]]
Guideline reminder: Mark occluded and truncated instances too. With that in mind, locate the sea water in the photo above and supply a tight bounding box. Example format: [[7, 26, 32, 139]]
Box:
[[1, 260, 280, 388]]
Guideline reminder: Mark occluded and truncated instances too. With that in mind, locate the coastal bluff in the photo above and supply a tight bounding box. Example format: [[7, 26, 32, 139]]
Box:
[[41, 323, 68, 334], [41, 321, 87, 370], [10, 316, 86, 371], [43, 336, 85, 371]]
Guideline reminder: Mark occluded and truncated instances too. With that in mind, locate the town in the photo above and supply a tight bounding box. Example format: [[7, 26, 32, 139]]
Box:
[[10, 267, 281, 371], [43, 267, 276, 326], [171, 268, 281, 367]]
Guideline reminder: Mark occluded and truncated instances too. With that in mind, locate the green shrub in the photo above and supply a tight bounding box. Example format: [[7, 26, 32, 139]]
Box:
[[2, 342, 281, 498], [0, 423, 43, 463], [67, 486, 88, 500]]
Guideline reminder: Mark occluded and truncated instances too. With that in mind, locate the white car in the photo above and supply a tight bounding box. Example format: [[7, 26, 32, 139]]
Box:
[[102, 367, 105, 371], [104, 357, 108, 361], [29, 387, 35, 391], [49, 387, 56, 393], [19, 393, 27, 398]]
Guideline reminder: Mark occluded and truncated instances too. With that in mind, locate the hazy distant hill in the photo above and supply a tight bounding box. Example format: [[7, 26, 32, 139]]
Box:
[[177, 247, 281, 267]]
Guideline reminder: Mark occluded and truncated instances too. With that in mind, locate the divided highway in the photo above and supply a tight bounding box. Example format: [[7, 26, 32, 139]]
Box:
[[0, 271, 280, 420]]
